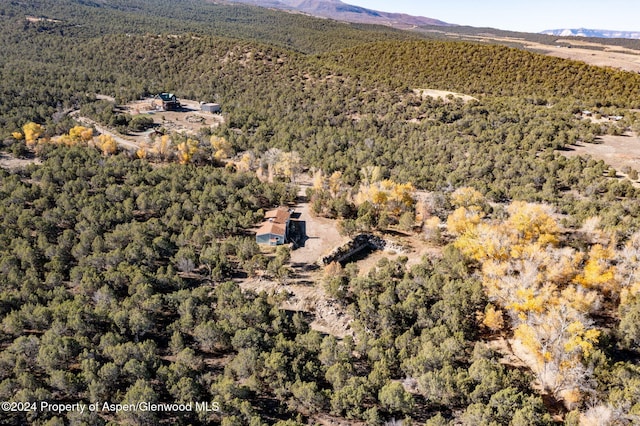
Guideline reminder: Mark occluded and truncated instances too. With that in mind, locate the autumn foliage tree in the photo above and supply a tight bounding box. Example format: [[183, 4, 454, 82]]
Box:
[[177, 138, 199, 165], [96, 134, 117, 155], [211, 135, 234, 162], [514, 304, 599, 405], [22, 122, 45, 147], [355, 178, 415, 224], [68, 126, 94, 144], [449, 199, 604, 406], [153, 134, 173, 161]]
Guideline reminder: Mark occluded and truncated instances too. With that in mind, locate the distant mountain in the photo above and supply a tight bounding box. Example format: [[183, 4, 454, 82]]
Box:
[[223, 0, 452, 29], [541, 28, 640, 39]]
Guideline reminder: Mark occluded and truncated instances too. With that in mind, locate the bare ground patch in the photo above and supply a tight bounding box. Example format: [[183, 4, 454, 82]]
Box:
[[121, 98, 224, 139], [290, 183, 350, 266], [525, 42, 640, 73], [413, 88, 477, 103], [354, 233, 441, 277], [74, 96, 225, 151], [0, 152, 41, 171], [558, 131, 640, 186], [239, 276, 353, 338]]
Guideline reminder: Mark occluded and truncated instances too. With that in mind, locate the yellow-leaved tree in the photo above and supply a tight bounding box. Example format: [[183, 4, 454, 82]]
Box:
[[23, 122, 44, 147], [482, 304, 505, 332], [356, 179, 415, 212], [136, 141, 148, 160], [514, 303, 600, 404], [279, 151, 302, 183], [177, 139, 199, 164], [446, 206, 483, 236], [454, 222, 510, 262], [574, 244, 617, 294], [507, 201, 559, 246], [154, 134, 173, 161], [68, 126, 94, 143], [451, 186, 487, 210], [236, 152, 257, 173], [312, 168, 325, 191], [211, 135, 233, 161], [56, 126, 94, 147], [449, 198, 604, 407], [423, 216, 442, 243], [96, 134, 117, 156]]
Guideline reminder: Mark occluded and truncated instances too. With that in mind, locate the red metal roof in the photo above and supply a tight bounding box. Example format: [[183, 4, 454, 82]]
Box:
[[256, 207, 291, 237]]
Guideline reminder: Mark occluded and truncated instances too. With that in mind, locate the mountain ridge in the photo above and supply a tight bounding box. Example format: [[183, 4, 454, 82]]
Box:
[[541, 28, 640, 39], [222, 0, 452, 29]]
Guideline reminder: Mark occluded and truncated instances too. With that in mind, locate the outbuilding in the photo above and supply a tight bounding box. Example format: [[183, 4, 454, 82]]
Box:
[[201, 103, 221, 113]]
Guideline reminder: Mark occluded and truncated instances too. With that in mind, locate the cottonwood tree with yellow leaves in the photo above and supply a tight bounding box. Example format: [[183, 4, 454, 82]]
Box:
[[259, 148, 302, 183], [355, 178, 415, 218], [448, 189, 605, 407], [234, 151, 258, 173], [211, 135, 234, 162], [574, 244, 617, 295], [447, 187, 488, 237], [68, 126, 94, 144], [514, 304, 600, 407], [53, 125, 94, 147], [177, 138, 199, 165], [96, 134, 117, 156], [153, 134, 173, 161], [22, 122, 45, 147], [18, 123, 121, 157], [308, 168, 357, 220]]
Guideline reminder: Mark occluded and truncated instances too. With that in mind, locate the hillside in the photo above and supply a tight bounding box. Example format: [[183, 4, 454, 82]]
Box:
[[2, 1, 640, 425], [224, 0, 452, 29], [322, 40, 640, 105], [0, 0, 418, 53]]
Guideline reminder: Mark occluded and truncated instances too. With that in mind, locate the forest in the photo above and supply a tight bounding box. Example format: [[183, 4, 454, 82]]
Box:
[[2, 0, 640, 425]]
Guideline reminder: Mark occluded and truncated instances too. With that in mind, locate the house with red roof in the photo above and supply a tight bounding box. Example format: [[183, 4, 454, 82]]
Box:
[[255, 207, 292, 246]]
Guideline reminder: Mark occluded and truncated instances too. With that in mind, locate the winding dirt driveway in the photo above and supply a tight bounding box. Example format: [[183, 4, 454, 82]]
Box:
[[70, 112, 141, 151]]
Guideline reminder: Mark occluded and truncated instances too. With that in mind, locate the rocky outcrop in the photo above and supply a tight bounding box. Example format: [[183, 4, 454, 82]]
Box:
[[319, 233, 401, 266]]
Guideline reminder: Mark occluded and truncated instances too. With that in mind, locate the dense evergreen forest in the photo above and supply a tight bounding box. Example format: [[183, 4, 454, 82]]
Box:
[[2, 1, 640, 425]]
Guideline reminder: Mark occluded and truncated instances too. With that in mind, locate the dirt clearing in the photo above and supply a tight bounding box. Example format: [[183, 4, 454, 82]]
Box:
[[75, 96, 225, 151], [559, 132, 640, 185], [0, 152, 40, 171], [353, 235, 440, 276], [413, 88, 477, 103], [121, 98, 224, 138], [289, 183, 349, 266]]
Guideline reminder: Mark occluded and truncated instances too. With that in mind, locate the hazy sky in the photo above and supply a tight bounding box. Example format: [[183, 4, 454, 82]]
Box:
[[345, 1, 640, 33]]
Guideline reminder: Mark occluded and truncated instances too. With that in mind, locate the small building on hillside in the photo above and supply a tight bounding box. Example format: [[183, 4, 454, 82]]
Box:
[[154, 93, 180, 111], [256, 207, 292, 246], [201, 102, 221, 113]]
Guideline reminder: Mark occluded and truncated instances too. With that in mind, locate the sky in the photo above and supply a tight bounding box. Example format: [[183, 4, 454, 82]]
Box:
[[345, 0, 640, 33]]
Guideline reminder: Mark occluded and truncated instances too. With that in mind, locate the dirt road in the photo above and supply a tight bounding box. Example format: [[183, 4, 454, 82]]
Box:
[[71, 112, 141, 151], [289, 183, 349, 266]]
